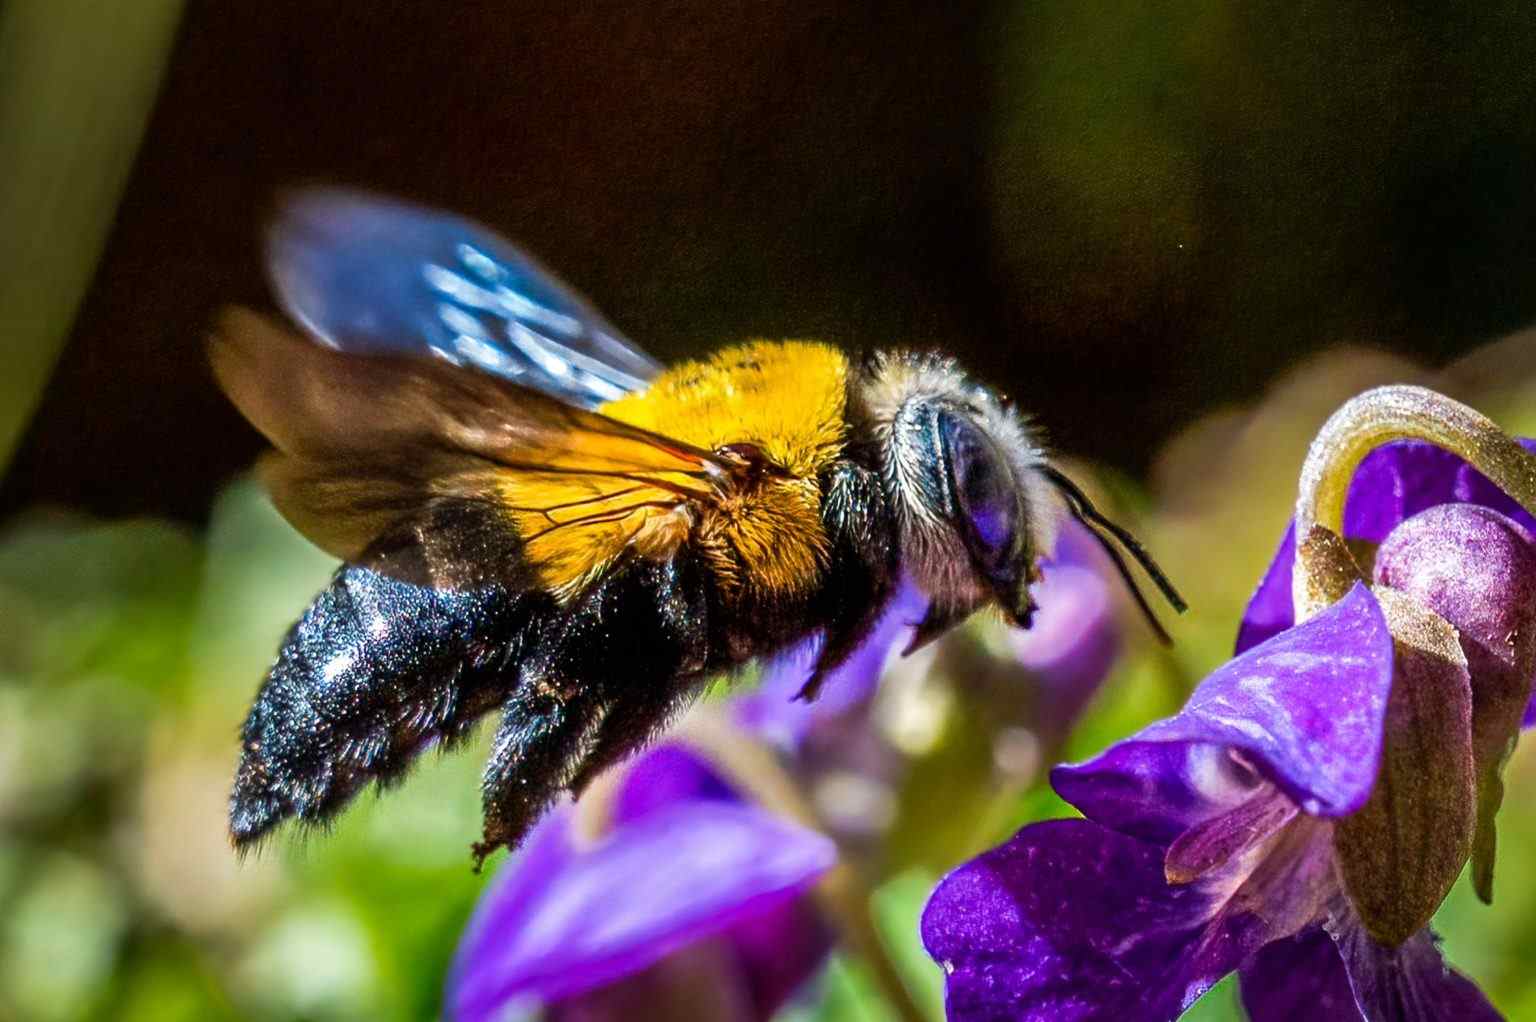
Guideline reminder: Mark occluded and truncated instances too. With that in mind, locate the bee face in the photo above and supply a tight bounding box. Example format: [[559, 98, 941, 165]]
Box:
[[860, 352, 1057, 632]]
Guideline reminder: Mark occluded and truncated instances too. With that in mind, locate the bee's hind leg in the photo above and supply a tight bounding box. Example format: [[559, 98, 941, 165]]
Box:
[[475, 676, 607, 868]]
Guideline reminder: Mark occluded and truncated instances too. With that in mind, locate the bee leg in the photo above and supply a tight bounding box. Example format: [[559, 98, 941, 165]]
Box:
[[793, 601, 890, 703], [568, 555, 711, 796], [474, 676, 607, 869], [567, 554, 711, 797], [795, 460, 898, 702], [475, 552, 711, 863], [566, 675, 710, 798]]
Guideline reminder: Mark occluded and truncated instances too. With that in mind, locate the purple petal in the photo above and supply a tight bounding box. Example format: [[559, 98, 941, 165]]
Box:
[[527, 745, 830, 1021], [1238, 926, 1360, 1022], [612, 743, 738, 825], [1141, 582, 1392, 816], [1238, 438, 1536, 655], [1053, 741, 1269, 847], [1009, 561, 1120, 737], [447, 800, 835, 1019], [1345, 442, 1473, 544], [547, 898, 831, 1022], [732, 579, 926, 747], [719, 895, 832, 1019], [545, 940, 758, 1022], [921, 819, 1273, 1022], [453, 806, 580, 973], [1453, 437, 1536, 537], [1237, 524, 1298, 655], [1332, 914, 1502, 1022], [1059, 583, 1394, 834]]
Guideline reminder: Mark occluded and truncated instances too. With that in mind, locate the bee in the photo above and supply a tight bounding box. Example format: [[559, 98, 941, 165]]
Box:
[[216, 191, 1184, 864]]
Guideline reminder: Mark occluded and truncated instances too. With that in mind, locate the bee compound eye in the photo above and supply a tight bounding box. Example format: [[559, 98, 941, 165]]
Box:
[[941, 414, 1018, 571]]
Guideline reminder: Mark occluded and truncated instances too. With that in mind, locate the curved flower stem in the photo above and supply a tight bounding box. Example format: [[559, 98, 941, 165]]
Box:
[[677, 713, 930, 1022], [1293, 384, 1536, 619]]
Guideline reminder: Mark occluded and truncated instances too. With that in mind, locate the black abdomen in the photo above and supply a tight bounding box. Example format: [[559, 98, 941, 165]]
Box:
[[230, 549, 720, 858], [229, 565, 540, 847]]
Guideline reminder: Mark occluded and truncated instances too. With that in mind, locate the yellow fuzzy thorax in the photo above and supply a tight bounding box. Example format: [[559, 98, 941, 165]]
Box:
[[503, 341, 851, 601], [599, 341, 849, 476]]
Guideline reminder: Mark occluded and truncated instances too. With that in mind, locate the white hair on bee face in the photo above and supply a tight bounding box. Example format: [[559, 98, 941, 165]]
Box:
[[856, 350, 1060, 611]]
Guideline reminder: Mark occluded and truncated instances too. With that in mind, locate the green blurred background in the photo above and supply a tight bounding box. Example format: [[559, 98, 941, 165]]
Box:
[[5, 2, 1536, 1019]]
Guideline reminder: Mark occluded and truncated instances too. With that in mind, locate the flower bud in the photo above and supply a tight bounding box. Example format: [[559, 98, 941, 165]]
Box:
[[1374, 503, 1536, 901]]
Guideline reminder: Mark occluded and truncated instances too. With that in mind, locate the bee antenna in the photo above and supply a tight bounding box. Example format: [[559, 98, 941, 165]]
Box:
[[1040, 465, 1188, 645]]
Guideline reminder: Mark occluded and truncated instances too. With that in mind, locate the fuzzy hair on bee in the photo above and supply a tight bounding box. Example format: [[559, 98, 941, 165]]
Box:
[[217, 190, 1185, 866]]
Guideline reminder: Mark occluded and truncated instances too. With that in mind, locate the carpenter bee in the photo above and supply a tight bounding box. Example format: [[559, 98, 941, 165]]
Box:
[[216, 191, 1184, 864]]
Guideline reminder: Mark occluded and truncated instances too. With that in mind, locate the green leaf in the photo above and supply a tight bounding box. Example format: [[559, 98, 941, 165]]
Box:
[[0, 1, 186, 470]]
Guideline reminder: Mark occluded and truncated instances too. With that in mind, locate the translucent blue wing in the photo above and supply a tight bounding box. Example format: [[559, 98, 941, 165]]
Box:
[[267, 190, 659, 408]]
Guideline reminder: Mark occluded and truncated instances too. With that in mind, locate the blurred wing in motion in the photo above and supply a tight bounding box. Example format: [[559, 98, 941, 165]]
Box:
[[210, 309, 725, 593], [268, 189, 659, 408]]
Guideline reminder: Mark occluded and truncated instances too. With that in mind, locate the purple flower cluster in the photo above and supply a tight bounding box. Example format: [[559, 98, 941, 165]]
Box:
[[923, 439, 1536, 1021]]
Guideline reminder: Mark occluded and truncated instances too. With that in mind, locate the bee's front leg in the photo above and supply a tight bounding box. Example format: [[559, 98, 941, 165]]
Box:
[[794, 460, 898, 702]]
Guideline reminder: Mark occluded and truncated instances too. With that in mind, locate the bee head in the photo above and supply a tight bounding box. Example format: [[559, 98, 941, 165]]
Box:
[[861, 352, 1185, 651], [862, 353, 1056, 643]]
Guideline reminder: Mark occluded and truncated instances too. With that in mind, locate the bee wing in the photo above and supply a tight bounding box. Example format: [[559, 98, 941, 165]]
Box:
[[211, 309, 721, 590], [268, 189, 659, 409]]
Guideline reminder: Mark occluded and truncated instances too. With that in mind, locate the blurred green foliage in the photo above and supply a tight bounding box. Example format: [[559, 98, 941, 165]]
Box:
[[0, 484, 493, 1022], [0, 1, 184, 473]]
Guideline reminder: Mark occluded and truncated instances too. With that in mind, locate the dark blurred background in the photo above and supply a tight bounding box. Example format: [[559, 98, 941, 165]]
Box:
[[8, 0, 1536, 522]]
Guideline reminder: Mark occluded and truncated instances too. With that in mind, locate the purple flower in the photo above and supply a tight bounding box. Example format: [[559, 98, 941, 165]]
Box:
[[923, 437, 1536, 1020], [448, 744, 834, 1022], [1244, 439, 1536, 900], [923, 586, 1502, 1020]]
